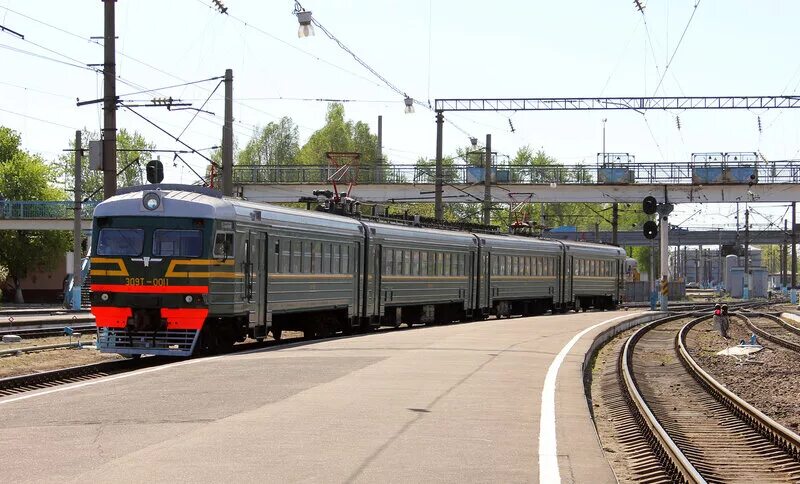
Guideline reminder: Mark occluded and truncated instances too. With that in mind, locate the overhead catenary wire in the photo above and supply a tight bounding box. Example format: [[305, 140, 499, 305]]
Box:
[[652, 0, 702, 96], [0, 4, 291, 140]]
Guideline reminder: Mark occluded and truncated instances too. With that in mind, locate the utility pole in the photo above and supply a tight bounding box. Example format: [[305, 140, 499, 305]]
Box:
[[434, 111, 444, 220], [102, 0, 117, 200], [377, 115, 383, 182], [792, 202, 797, 303], [222, 68, 233, 196], [611, 202, 619, 246], [783, 219, 788, 291], [696, 245, 702, 285], [744, 208, 750, 299], [659, 210, 669, 311], [71, 131, 82, 311], [483, 134, 491, 226]]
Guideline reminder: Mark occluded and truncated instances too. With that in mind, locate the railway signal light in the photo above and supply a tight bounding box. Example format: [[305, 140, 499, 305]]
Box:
[[643, 220, 658, 239], [146, 159, 164, 184], [642, 196, 657, 215]]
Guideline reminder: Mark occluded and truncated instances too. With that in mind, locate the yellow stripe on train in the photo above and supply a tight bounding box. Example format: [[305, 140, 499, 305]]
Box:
[[89, 257, 129, 277], [165, 259, 243, 278]]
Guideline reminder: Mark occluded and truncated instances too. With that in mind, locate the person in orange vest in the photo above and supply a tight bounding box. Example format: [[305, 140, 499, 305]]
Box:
[[720, 304, 730, 338], [712, 303, 724, 336]]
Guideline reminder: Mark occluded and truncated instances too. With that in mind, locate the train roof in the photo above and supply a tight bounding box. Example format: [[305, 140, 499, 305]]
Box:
[[477, 233, 564, 251], [558, 239, 626, 257], [95, 185, 364, 234], [362, 219, 477, 245]]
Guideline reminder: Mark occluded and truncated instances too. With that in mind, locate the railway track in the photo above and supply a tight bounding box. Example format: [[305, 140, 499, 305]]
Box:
[[0, 324, 97, 339], [0, 333, 315, 398], [741, 312, 800, 353], [0, 357, 165, 398], [598, 312, 800, 482]]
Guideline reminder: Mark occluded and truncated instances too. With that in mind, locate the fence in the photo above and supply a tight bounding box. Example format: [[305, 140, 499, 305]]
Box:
[[232, 160, 800, 186], [0, 201, 98, 220]]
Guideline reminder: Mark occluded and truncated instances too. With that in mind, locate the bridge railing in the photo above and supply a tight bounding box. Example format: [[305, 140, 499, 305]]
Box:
[[232, 160, 800, 185], [0, 201, 98, 220]]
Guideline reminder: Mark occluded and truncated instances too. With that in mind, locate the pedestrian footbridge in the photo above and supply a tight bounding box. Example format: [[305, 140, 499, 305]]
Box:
[[0, 201, 95, 230]]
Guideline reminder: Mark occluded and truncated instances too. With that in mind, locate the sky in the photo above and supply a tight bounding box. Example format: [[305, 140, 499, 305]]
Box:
[[2, 0, 800, 233]]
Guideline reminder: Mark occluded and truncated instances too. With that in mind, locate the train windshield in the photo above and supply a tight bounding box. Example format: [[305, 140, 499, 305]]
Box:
[[97, 228, 145, 256], [152, 229, 203, 257]]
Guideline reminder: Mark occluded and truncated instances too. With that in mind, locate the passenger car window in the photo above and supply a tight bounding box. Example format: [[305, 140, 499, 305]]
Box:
[[97, 228, 144, 256]]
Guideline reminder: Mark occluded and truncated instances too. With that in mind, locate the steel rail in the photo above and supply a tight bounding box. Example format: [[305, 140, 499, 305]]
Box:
[[677, 317, 800, 461], [621, 314, 706, 483], [739, 313, 800, 354]]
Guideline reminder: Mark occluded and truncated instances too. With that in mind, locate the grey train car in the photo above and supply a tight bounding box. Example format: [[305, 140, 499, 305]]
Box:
[[561, 240, 625, 311], [366, 223, 477, 327], [90, 185, 626, 357], [479, 234, 563, 317]]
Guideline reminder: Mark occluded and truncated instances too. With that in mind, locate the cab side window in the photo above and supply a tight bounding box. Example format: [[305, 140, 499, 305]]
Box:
[[213, 232, 234, 258]]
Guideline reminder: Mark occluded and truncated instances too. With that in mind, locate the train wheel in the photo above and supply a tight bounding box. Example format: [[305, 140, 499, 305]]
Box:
[[271, 324, 282, 341]]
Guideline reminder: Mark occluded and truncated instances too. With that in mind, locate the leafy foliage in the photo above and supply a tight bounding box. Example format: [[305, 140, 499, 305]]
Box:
[[0, 127, 71, 302], [54, 129, 156, 201], [237, 117, 299, 167]]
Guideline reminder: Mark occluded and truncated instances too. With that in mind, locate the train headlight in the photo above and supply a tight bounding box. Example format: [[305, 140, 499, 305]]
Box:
[[185, 295, 194, 303], [143, 192, 161, 211], [100, 293, 109, 302]]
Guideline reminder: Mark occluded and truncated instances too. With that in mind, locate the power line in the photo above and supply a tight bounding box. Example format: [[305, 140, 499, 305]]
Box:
[[194, 0, 383, 90], [0, 5, 280, 140], [118, 76, 223, 98], [0, 106, 80, 130], [652, 0, 702, 96]]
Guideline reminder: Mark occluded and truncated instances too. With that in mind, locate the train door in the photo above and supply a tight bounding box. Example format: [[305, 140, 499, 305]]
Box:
[[566, 255, 574, 306], [479, 246, 490, 313], [353, 241, 361, 322], [372, 243, 382, 323], [246, 231, 265, 328]]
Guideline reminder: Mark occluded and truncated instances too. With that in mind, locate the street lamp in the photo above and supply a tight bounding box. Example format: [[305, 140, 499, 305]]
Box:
[[404, 96, 415, 114], [602, 118, 607, 165], [296, 9, 314, 38]]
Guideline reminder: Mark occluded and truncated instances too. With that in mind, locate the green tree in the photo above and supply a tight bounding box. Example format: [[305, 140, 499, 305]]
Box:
[[237, 117, 300, 184], [55, 129, 156, 201], [237, 117, 299, 167], [0, 127, 71, 303], [295, 103, 385, 183]]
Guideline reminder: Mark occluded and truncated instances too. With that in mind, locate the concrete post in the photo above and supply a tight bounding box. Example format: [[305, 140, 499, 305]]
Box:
[[744, 208, 750, 299], [376, 115, 383, 182], [659, 212, 669, 311], [71, 131, 82, 311], [222, 68, 233, 196], [483, 134, 491, 226], [102, 0, 117, 200], [793, 202, 797, 304], [434, 111, 444, 220]]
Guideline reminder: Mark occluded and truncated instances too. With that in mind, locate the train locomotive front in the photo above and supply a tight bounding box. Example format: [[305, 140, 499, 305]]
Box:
[[90, 186, 246, 356]]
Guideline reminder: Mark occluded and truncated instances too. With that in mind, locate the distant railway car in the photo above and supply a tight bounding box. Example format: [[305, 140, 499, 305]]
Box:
[[367, 223, 476, 327], [480, 234, 563, 317], [561, 240, 625, 310], [89, 184, 628, 357]]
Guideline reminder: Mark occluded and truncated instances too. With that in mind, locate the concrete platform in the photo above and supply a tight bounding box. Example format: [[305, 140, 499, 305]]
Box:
[[0, 310, 645, 483]]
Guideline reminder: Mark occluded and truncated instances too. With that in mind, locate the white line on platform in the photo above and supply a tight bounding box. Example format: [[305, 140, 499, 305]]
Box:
[[538, 313, 633, 484]]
